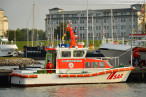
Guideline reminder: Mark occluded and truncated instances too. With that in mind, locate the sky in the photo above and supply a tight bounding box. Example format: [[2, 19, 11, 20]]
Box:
[[0, 0, 145, 31]]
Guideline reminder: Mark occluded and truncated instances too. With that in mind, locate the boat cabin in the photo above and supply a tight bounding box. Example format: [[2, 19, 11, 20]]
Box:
[[0, 38, 8, 44], [44, 20, 113, 74], [45, 46, 113, 74]]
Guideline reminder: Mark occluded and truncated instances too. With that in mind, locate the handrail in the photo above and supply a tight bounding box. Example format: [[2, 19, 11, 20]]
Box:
[[86, 57, 119, 67]]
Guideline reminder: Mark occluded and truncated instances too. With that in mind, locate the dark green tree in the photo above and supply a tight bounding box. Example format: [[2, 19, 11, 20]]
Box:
[[7, 30, 15, 41], [54, 22, 68, 40], [6, 28, 45, 41]]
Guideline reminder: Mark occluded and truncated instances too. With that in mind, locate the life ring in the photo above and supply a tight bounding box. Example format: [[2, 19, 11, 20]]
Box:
[[69, 63, 74, 68]]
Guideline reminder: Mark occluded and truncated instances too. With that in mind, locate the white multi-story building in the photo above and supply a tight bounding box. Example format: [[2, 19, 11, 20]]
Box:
[[0, 9, 8, 37], [45, 4, 143, 40]]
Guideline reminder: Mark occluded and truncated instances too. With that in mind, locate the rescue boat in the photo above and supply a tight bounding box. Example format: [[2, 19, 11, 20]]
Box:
[[9, 20, 135, 87]]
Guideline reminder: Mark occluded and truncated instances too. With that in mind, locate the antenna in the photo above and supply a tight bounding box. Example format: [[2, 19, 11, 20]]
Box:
[[32, 3, 35, 47]]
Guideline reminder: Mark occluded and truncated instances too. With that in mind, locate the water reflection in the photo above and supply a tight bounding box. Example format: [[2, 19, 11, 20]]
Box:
[[54, 83, 130, 97], [0, 83, 146, 97]]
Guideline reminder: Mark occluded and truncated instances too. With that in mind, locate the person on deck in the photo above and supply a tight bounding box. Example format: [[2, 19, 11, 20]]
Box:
[[133, 48, 141, 66], [46, 60, 54, 73]]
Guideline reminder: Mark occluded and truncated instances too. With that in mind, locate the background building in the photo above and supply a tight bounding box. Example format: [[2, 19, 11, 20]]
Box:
[[45, 4, 143, 40], [0, 9, 8, 37]]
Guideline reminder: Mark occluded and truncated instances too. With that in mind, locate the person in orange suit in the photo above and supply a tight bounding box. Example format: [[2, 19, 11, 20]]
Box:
[[133, 48, 141, 66], [46, 60, 54, 73]]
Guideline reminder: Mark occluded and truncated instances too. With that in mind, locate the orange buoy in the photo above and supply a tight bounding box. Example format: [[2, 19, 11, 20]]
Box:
[[77, 74, 84, 77], [84, 74, 90, 77], [130, 67, 135, 70], [91, 73, 98, 76], [119, 68, 125, 71], [29, 75, 34, 78], [18, 74, 23, 77], [99, 71, 105, 75], [106, 70, 112, 73], [23, 75, 28, 78], [69, 74, 76, 77], [34, 75, 38, 78], [11, 73, 14, 76], [113, 69, 119, 72], [62, 74, 69, 77], [125, 68, 130, 71]]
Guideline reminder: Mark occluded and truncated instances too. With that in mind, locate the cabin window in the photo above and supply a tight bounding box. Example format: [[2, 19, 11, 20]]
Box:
[[99, 62, 105, 68], [92, 62, 98, 68], [73, 50, 84, 57], [106, 62, 112, 67], [85, 62, 91, 68], [61, 51, 71, 57]]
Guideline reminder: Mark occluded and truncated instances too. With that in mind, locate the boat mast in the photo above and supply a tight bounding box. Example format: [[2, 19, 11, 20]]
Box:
[[86, 0, 89, 47], [32, 3, 35, 47], [78, 13, 80, 42], [27, 28, 29, 46], [111, 9, 113, 43], [63, 12, 64, 44], [92, 15, 94, 45], [52, 24, 54, 47], [49, 12, 52, 45]]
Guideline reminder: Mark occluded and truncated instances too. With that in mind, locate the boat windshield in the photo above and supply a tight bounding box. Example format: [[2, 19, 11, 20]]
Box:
[[106, 61, 112, 67], [61, 51, 71, 57], [73, 50, 84, 57]]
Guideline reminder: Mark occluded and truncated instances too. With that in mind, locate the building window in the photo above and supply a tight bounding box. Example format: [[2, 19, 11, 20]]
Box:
[[80, 20, 84, 24], [104, 19, 106, 23], [121, 25, 125, 29], [129, 25, 131, 29], [83, 34, 85, 37], [103, 12, 106, 16], [89, 13, 92, 17], [123, 32, 125, 36], [99, 26, 101, 30], [115, 26, 117, 29], [121, 18, 125, 22], [121, 32, 123, 36], [106, 26, 109, 29], [114, 12, 117, 15], [96, 26, 98, 30], [107, 33, 109, 36], [81, 14, 84, 17]]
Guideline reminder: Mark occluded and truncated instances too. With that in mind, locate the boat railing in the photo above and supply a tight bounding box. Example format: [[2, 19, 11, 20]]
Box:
[[36, 68, 105, 74], [86, 57, 119, 67]]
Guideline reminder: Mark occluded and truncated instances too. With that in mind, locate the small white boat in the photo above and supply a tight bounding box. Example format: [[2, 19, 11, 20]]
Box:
[[0, 38, 18, 57], [9, 21, 134, 87]]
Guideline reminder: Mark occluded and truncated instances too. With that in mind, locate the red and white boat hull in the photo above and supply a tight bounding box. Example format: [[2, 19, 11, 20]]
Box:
[[10, 67, 133, 87]]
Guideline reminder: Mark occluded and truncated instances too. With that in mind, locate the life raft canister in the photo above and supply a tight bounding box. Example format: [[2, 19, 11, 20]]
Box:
[[69, 63, 74, 68]]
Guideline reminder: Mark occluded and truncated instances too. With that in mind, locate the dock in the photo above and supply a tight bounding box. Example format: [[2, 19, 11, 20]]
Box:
[[0, 69, 13, 86], [127, 67, 146, 83], [0, 68, 146, 86]]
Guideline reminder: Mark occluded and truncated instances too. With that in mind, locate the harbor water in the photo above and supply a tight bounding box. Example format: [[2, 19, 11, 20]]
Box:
[[0, 83, 146, 97], [0, 60, 146, 97]]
